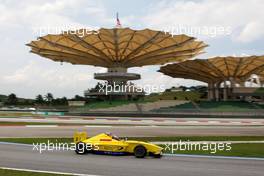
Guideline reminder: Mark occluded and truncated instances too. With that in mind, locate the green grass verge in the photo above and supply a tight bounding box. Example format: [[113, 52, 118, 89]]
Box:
[[152, 102, 196, 112], [163, 143, 264, 158], [0, 112, 37, 117], [127, 136, 264, 141], [198, 101, 260, 112], [0, 122, 58, 125], [145, 91, 202, 101], [0, 116, 25, 118], [0, 168, 67, 176], [255, 87, 264, 93], [1, 136, 264, 144], [154, 101, 264, 112], [0, 121, 152, 126], [83, 100, 133, 109], [74, 99, 153, 111], [0, 138, 73, 144], [0, 122, 66, 125]]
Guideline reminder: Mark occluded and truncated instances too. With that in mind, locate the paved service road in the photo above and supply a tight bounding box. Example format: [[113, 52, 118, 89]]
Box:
[[0, 143, 263, 176], [1, 126, 264, 137]]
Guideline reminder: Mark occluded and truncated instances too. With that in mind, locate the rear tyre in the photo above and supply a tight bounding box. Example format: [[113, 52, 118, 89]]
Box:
[[134, 145, 147, 158], [75, 142, 87, 155]]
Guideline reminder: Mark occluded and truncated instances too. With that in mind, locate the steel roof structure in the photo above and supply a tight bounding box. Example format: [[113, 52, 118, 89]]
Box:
[[159, 56, 264, 83], [27, 28, 207, 68]]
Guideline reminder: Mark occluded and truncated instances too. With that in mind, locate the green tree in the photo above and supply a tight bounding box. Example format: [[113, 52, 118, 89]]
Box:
[[35, 94, 44, 104], [52, 97, 68, 105], [7, 93, 18, 105], [61, 97, 68, 105], [74, 95, 84, 101], [44, 93, 54, 104]]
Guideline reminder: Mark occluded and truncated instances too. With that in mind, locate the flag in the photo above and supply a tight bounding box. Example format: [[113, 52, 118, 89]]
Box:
[[116, 13, 121, 28]]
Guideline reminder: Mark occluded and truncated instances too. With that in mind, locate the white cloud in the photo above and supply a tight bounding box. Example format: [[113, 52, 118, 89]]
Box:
[[0, 60, 106, 98], [142, 0, 264, 42], [238, 21, 264, 42], [0, 0, 111, 31]]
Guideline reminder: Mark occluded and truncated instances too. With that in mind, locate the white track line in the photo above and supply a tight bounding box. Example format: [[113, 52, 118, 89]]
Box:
[[0, 141, 33, 147], [164, 154, 264, 161], [0, 167, 101, 176], [84, 125, 112, 128], [26, 125, 58, 128], [152, 141, 264, 144], [208, 121, 220, 123]]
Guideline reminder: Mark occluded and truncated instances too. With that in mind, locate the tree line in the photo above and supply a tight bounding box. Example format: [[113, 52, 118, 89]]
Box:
[[1, 93, 85, 106]]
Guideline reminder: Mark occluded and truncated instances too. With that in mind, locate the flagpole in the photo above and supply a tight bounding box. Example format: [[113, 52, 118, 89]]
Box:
[[116, 12, 121, 28]]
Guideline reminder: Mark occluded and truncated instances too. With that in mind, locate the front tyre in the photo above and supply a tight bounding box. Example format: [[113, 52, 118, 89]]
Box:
[[134, 145, 147, 158], [75, 142, 87, 155]]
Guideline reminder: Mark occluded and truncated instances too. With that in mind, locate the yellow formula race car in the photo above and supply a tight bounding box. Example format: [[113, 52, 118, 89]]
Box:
[[73, 132, 163, 158]]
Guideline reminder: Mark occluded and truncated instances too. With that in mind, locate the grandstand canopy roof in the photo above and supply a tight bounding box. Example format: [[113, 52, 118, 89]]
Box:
[[159, 56, 264, 83], [27, 28, 207, 68], [259, 71, 264, 82]]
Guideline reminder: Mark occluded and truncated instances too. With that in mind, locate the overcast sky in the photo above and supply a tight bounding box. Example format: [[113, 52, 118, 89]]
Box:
[[0, 0, 263, 98]]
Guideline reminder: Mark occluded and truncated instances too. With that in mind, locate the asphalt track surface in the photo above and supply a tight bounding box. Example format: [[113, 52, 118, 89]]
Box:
[[0, 143, 263, 176], [1, 117, 264, 126], [1, 126, 264, 137]]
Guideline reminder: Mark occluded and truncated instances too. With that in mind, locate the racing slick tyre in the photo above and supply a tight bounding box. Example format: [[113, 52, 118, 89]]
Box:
[[75, 142, 88, 155], [134, 145, 147, 158]]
